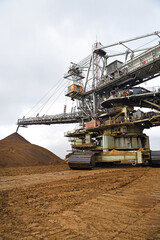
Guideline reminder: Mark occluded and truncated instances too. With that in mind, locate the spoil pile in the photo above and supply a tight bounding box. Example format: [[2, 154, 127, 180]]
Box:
[[0, 132, 64, 167]]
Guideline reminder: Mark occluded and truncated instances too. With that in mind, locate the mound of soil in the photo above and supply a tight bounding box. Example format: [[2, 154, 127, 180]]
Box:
[[0, 132, 64, 167]]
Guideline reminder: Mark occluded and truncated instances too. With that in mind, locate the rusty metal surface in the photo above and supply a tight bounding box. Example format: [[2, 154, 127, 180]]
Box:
[[101, 92, 160, 110]]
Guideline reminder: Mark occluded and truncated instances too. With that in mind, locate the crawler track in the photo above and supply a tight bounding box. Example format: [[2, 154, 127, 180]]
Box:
[[68, 151, 95, 169]]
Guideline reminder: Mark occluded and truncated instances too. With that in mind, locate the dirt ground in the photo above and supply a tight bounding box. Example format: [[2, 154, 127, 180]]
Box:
[[0, 165, 160, 240]]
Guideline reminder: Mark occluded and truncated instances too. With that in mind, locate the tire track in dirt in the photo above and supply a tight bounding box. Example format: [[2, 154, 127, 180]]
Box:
[[0, 167, 159, 239], [49, 168, 160, 240]]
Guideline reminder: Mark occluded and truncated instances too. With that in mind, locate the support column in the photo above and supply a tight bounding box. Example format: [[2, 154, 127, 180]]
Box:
[[103, 131, 109, 153]]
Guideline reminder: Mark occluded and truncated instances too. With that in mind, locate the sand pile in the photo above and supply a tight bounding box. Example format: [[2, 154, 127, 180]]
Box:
[[0, 132, 64, 167]]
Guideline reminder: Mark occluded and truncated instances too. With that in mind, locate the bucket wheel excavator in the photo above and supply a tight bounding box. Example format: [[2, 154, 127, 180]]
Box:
[[17, 31, 160, 169]]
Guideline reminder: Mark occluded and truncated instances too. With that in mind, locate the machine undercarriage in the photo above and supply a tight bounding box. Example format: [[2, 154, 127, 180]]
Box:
[[65, 106, 160, 169]]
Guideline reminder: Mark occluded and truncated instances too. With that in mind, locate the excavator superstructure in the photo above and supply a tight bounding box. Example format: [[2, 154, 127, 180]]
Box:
[[17, 31, 160, 168]]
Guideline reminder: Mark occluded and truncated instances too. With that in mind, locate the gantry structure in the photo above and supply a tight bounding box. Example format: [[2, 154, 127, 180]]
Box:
[[17, 31, 160, 168]]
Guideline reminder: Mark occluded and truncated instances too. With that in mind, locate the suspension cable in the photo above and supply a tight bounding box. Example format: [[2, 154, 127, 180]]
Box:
[[25, 77, 65, 117], [44, 81, 68, 114], [134, 37, 159, 50], [33, 78, 66, 116]]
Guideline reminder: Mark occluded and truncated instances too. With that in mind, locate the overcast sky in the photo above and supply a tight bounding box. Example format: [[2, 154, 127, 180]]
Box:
[[0, 0, 160, 158]]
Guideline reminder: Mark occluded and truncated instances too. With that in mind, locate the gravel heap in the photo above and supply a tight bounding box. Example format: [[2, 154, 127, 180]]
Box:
[[0, 132, 64, 167]]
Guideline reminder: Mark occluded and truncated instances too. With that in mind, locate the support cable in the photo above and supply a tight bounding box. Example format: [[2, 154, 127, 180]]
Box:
[[25, 77, 65, 117], [134, 37, 159, 51], [31, 78, 66, 116], [44, 82, 68, 114]]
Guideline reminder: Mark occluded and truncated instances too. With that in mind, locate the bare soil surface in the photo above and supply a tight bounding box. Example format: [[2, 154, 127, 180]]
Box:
[[0, 165, 160, 240]]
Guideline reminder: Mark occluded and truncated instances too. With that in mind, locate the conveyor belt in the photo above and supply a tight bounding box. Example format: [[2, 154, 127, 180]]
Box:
[[151, 151, 160, 165], [68, 151, 95, 169]]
